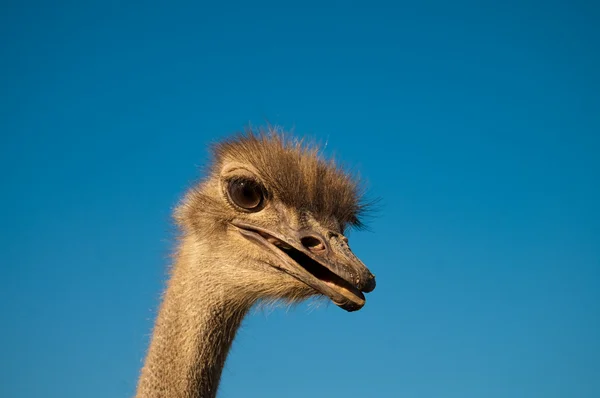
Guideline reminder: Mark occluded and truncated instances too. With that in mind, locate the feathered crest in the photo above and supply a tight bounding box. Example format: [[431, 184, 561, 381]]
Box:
[[211, 127, 370, 231]]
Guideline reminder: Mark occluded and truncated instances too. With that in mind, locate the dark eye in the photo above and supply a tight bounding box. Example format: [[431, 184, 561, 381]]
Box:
[[227, 179, 265, 211]]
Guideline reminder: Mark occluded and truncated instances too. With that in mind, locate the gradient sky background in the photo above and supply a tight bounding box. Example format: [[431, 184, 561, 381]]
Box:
[[1, 1, 599, 397]]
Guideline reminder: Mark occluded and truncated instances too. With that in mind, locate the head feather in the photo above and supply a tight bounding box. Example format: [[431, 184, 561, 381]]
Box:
[[212, 127, 369, 231]]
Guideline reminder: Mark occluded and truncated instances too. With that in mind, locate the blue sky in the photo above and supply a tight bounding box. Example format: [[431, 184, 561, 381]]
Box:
[[1, 1, 598, 397]]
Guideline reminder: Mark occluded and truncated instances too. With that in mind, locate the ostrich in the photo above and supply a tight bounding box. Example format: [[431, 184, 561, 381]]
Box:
[[135, 129, 376, 398]]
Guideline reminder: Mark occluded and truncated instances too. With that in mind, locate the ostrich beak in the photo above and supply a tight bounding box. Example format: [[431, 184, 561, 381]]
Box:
[[232, 221, 376, 311]]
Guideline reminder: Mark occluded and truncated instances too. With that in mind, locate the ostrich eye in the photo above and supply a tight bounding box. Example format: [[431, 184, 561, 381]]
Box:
[[227, 178, 265, 211]]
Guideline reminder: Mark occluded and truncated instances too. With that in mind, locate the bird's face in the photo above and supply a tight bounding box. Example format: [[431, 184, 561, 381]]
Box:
[[213, 160, 376, 312]]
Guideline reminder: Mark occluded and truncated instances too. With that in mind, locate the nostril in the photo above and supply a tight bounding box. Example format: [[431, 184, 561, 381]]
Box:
[[301, 236, 326, 254]]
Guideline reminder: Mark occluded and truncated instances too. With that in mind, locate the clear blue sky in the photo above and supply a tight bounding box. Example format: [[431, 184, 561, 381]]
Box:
[[1, 1, 598, 397]]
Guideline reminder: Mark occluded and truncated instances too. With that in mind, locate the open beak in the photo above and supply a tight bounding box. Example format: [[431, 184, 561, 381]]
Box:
[[232, 221, 376, 312]]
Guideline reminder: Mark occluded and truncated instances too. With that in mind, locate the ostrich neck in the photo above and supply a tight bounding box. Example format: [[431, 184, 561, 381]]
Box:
[[136, 240, 251, 398]]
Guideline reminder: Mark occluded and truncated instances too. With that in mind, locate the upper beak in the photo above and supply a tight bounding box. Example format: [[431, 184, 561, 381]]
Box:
[[232, 220, 376, 311]]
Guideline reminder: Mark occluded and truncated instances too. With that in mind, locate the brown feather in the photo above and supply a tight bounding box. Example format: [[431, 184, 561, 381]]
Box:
[[212, 127, 368, 230]]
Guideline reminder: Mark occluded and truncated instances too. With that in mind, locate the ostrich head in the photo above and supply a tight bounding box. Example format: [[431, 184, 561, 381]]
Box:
[[175, 130, 376, 311]]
